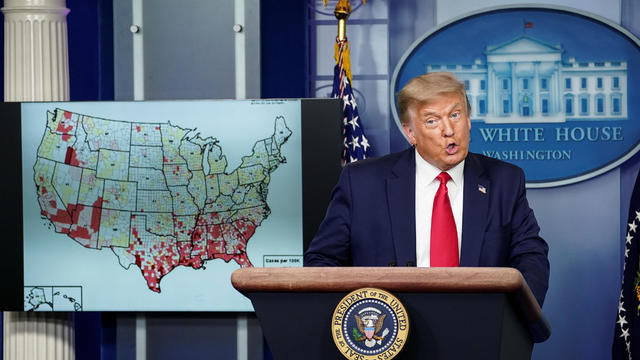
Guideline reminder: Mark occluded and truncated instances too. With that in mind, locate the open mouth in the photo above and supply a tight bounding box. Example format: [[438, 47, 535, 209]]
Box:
[[446, 143, 458, 155]]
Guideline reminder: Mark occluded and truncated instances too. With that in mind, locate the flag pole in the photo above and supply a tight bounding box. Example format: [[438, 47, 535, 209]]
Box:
[[334, 0, 351, 41], [324, 0, 367, 40]]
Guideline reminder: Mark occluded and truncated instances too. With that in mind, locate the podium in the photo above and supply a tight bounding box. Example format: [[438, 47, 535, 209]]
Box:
[[231, 267, 550, 360]]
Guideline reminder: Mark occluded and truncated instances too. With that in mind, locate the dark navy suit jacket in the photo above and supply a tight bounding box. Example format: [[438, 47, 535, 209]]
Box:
[[304, 148, 550, 306]]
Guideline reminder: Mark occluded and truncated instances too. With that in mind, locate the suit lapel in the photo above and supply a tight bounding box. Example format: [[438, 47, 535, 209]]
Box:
[[460, 153, 489, 266], [386, 148, 417, 266]]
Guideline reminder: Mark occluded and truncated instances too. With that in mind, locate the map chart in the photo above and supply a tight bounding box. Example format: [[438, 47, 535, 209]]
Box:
[[22, 100, 303, 311]]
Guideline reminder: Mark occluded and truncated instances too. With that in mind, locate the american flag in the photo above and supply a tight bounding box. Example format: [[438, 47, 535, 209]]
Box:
[[613, 172, 640, 359], [332, 36, 371, 165]]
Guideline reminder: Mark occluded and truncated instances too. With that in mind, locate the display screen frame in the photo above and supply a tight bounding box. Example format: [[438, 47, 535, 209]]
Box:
[[0, 98, 342, 311]]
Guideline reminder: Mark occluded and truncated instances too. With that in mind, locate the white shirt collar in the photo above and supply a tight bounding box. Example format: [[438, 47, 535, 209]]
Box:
[[414, 149, 465, 187]]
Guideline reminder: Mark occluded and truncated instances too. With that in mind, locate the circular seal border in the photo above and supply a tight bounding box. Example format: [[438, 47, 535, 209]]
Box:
[[331, 287, 410, 360], [389, 5, 640, 188]]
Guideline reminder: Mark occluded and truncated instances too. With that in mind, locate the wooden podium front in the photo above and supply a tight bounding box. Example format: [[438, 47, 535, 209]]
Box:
[[231, 267, 550, 360]]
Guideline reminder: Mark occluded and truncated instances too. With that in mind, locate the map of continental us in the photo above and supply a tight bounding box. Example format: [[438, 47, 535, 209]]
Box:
[[33, 108, 292, 292]]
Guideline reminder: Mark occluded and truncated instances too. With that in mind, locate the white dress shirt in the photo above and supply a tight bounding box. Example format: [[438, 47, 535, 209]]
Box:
[[414, 151, 465, 267]]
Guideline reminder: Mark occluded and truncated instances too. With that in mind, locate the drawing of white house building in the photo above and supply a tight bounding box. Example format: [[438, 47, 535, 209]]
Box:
[[426, 36, 628, 123]]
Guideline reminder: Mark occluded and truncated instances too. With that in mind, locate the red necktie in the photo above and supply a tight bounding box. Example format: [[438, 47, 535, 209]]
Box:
[[430, 172, 459, 267]]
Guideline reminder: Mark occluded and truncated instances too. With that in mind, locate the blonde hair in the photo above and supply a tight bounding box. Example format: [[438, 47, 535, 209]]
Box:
[[397, 72, 470, 125]]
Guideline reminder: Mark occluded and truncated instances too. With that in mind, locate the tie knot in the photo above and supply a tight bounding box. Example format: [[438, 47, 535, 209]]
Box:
[[436, 172, 451, 185]]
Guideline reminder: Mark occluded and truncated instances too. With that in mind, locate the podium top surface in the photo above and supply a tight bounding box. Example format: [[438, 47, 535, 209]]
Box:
[[232, 266, 524, 293]]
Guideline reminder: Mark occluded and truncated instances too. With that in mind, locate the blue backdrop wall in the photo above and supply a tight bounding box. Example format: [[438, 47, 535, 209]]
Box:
[[3, 0, 640, 359]]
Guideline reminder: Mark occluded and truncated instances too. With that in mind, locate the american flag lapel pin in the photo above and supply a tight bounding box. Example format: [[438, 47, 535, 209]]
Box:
[[478, 184, 487, 194]]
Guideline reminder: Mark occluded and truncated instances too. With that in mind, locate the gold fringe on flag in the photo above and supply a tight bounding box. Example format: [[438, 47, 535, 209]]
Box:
[[334, 39, 353, 84]]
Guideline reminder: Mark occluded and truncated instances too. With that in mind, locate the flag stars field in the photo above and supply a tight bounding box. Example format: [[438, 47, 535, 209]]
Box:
[[331, 34, 372, 165], [613, 173, 640, 358]]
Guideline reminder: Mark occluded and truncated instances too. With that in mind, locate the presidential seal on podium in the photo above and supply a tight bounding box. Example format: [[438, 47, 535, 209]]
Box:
[[332, 288, 409, 359]]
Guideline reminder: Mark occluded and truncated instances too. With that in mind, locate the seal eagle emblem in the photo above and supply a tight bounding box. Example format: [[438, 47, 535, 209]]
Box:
[[354, 307, 389, 347]]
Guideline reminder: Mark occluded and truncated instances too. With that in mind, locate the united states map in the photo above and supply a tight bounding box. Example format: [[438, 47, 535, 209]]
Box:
[[33, 108, 291, 292]]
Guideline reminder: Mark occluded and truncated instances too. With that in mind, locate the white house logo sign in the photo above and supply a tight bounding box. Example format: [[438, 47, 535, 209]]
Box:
[[391, 6, 640, 187]]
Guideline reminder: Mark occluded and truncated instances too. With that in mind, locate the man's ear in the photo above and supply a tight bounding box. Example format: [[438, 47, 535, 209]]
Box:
[[402, 123, 415, 145]]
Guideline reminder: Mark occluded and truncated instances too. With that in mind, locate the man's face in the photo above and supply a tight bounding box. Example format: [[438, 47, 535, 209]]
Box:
[[402, 92, 471, 171]]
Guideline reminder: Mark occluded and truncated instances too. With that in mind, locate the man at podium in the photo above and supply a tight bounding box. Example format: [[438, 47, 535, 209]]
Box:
[[304, 72, 550, 307]]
